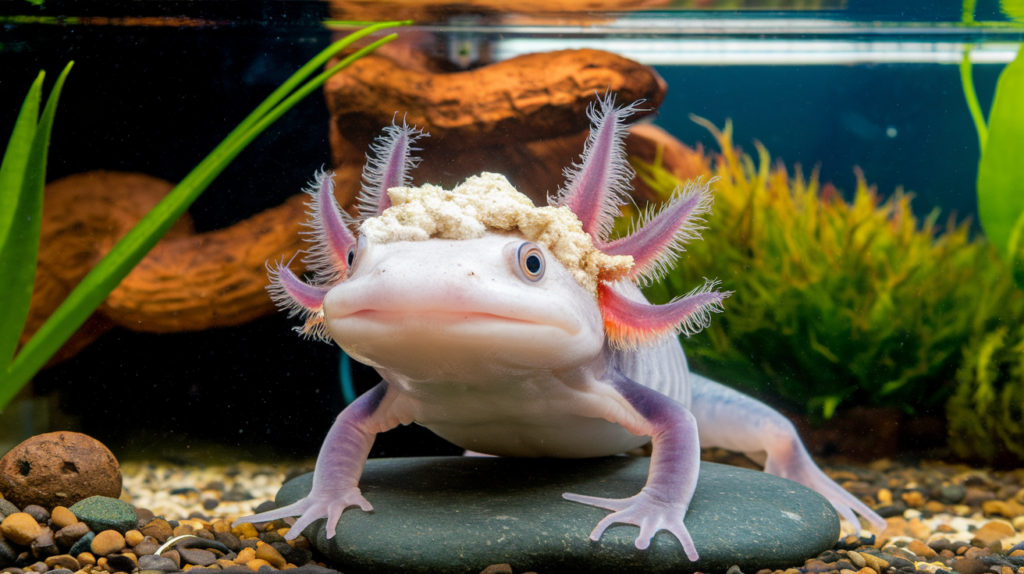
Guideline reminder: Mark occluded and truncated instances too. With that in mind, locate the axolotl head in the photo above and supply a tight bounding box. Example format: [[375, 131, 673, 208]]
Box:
[[268, 96, 729, 382]]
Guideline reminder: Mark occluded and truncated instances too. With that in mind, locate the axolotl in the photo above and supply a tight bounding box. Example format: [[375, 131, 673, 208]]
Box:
[[235, 96, 885, 561]]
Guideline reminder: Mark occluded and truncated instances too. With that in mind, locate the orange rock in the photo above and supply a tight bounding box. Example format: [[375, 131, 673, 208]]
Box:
[[0, 432, 121, 510], [245, 559, 271, 572], [972, 520, 1015, 547], [902, 491, 925, 508], [983, 500, 1024, 518], [0, 513, 40, 545], [908, 539, 937, 558]]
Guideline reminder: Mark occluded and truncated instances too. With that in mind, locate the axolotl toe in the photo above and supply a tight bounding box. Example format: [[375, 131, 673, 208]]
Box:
[[234, 95, 886, 561]]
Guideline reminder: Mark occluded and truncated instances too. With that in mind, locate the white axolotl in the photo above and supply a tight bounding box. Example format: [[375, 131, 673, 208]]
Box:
[[235, 96, 885, 561]]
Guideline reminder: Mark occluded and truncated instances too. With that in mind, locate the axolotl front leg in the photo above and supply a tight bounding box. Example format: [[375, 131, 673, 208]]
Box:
[[233, 382, 412, 538], [564, 370, 702, 561]]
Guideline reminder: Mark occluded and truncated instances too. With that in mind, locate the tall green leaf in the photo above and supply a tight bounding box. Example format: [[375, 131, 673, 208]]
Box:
[[0, 73, 43, 268], [978, 46, 1024, 262], [0, 63, 72, 369]]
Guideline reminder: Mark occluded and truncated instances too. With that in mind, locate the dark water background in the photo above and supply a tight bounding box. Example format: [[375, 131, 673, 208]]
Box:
[[0, 0, 1011, 459]]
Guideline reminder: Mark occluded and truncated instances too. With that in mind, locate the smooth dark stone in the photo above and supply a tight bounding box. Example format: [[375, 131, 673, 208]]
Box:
[[214, 532, 241, 553], [939, 485, 967, 504], [258, 532, 285, 545], [176, 538, 231, 555], [177, 548, 216, 567], [239, 540, 258, 550], [253, 501, 276, 515], [68, 532, 94, 558], [138, 555, 179, 573], [0, 539, 17, 569], [29, 529, 58, 559], [106, 555, 137, 573], [283, 566, 343, 574], [219, 567, 256, 574], [276, 457, 840, 574], [21, 507, 48, 525], [0, 501, 20, 521], [271, 542, 311, 566], [47, 570, 72, 574], [952, 558, 988, 574], [68, 497, 138, 535], [54, 523, 90, 549], [221, 487, 253, 503]]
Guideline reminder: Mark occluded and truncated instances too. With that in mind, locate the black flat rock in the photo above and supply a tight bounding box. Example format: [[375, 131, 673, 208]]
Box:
[[275, 457, 839, 574]]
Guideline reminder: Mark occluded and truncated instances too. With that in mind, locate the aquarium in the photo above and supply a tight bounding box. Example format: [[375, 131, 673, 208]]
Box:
[[1, 1, 1024, 574]]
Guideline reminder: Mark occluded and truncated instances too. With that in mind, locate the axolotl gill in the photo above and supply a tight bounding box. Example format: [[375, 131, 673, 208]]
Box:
[[235, 95, 885, 561]]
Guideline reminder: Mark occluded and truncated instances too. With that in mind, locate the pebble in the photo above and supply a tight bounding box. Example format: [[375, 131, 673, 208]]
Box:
[[48, 508, 76, 530], [0, 514, 39, 546], [138, 555, 180, 573], [125, 529, 144, 546], [141, 518, 173, 543], [43, 555, 79, 571], [106, 554, 137, 573], [0, 432, 121, 510], [69, 496, 138, 535], [255, 544, 286, 568], [90, 530, 125, 555], [177, 548, 216, 567], [53, 522, 89, 548]]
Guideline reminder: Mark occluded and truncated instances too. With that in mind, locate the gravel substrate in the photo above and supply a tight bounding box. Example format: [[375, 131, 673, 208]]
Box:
[[3, 454, 1023, 574]]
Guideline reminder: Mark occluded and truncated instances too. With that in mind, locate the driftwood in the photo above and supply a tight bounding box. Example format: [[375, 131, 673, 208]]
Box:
[[24, 49, 707, 366]]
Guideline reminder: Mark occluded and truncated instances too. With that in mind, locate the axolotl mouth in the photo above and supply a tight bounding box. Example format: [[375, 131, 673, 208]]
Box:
[[320, 234, 607, 380]]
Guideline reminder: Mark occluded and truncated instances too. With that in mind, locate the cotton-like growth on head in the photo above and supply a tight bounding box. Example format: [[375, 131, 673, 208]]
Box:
[[357, 117, 428, 220], [267, 119, 427, 343]]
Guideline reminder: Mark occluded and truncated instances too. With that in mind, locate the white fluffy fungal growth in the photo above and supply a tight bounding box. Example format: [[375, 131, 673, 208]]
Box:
[[360, 173, 633, 295]]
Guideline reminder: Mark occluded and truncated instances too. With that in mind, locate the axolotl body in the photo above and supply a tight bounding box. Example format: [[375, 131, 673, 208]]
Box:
[[235, 96, 885, 561]]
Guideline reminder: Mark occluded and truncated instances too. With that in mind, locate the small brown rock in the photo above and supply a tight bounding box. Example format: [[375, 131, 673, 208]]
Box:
[[177, 547, 216, 567], [0, 433, 121, 511], [254, 545, 284, 569], [230, 524, 258, 540], [245, 559, 270, 572], [139, 519, 172, 543], [233, 548, 255, 564], [90, 531, 125, 556], [901, 491, 925, 508], [44, 555, 80, 571], [162, 549, 180, 569], [953, 558, 988, 574], [907, 540, 937, 558], [76, 551, 96, 566], [54, 523, 90, 548], [171, 524, 193, 538], [30, 528, 58, 559], [479, 565, 513, 574], [123, 530, 143, 548], [972, 521, 1015, 547], [1, 513, 41, 546], [50, 507, 77, 530]]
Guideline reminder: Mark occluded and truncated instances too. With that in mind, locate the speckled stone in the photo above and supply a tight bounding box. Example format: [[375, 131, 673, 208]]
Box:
[[275, 457, 840, 574], [68, 497, 138, 535]]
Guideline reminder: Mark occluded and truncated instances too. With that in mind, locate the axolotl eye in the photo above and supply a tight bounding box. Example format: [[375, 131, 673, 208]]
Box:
[[509, 241, 545, 283], [346, 235, 367, 277]]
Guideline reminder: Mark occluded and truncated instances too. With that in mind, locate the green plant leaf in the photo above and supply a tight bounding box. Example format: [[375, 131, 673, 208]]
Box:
[[978, 45, 1024, 262], [0, 24, 406, 411], [0, 64, 72, 370], [0, 72, 43, 268]]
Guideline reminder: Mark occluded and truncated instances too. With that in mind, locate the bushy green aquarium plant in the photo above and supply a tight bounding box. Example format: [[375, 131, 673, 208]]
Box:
[[632, 119, 1022, 425]]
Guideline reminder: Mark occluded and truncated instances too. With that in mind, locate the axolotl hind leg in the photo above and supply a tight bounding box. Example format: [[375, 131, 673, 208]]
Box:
[[563, 370, 701, 561], [689, 373, 887, 532], [233, 382, 410, 539]]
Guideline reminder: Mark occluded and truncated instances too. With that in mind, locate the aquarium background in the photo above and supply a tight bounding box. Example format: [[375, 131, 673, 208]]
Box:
[[1, 0, 1022, 462]]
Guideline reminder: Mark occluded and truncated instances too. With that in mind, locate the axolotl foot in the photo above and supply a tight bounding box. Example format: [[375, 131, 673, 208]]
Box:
[[563, 489, 699, 561], [232, 488, 372, 540]]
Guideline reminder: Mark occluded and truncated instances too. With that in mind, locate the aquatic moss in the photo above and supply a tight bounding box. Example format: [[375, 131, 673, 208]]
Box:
[[948, 326, 1024, 460], [633, 119, 1022, 420]]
